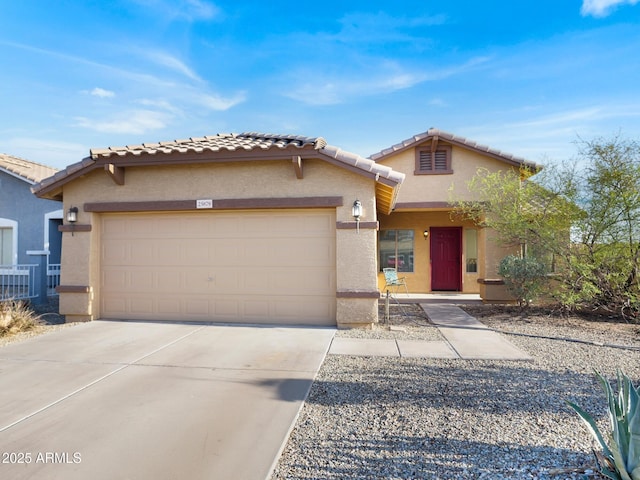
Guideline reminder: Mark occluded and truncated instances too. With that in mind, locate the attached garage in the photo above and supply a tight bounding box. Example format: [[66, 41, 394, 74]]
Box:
[[100, 210, 336, 325], [32, 132, 404, 327]]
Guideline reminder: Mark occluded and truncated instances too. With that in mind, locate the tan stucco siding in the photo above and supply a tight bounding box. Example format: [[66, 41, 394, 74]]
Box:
[[63, 160, 373, 221], [377, 145, 520, 203], [57, 158, 380, 325]]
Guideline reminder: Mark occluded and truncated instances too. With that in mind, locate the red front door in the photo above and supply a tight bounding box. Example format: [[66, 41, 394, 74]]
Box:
[[430, 227, 462, 291]]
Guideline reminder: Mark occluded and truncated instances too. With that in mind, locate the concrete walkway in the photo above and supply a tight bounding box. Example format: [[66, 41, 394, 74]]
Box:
[[330, 304, 532, 361]]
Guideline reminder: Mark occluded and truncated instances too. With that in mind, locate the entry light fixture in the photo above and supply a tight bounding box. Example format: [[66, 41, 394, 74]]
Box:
[[352, 200, 362, 220], [67, 207, 78, 224], [352, 200, 362, 233], [423, 230, 429, 240]]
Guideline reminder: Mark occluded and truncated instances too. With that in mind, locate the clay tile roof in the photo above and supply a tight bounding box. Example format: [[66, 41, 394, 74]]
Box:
[[88, 132, 328, 160], [369, 127, 540, 170], [33, 132, 404, 206], [0, 153, 58, 184], [321, 144, 404, 186]]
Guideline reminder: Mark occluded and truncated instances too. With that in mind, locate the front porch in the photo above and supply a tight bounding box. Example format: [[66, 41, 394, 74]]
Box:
[[377, 210, 482, 295], [378, 292, 483, 305]]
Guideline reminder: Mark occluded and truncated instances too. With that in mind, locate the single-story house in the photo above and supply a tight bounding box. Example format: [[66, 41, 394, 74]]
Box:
[[1, 154, 62, 268], [32, 129, 538, 327]]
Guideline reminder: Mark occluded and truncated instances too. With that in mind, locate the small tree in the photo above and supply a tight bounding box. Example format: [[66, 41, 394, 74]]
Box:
[[453, 134, 640, 320], [452, 165, 573, 306], [563, 135, 640, 319]]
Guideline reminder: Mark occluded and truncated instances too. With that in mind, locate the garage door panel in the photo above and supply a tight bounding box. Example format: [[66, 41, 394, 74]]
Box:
[[128, 270, 156, 292], [102, 216, 127, 235], [214, 300, 239, 317], [130, 297, 154, 314], [210, 216, 241, 235], [243, 241, 271, 264], [101, 210, 336, 325], [185, 299, 209, 316], [151, 239, 182, 265], [103, 296, 127, 315], [157, 297, 182, 315], [209, 240, 242, 265], [157, 271, 184, 292], [103, 240, 130, 264], [102, 268, 128, 290]]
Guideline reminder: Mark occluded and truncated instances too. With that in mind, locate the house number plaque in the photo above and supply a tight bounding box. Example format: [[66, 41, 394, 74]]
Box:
[[196, 199, 213, 209]]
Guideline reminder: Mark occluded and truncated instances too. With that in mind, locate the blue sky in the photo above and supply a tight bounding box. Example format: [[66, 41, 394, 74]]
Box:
[[1, 0, 640, 169]]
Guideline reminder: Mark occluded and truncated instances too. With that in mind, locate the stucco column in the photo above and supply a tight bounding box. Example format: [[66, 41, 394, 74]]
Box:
[[57, 206, 96, 322], [335, 224, 380, 328]]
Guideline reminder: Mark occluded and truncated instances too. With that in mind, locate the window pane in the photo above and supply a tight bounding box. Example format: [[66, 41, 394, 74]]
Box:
[[379, 231, 397, 270], [396, 230, 414, 272], [379, 230, 414, 273], [465, 229, 477, 273], [0, 227, 13, 265]]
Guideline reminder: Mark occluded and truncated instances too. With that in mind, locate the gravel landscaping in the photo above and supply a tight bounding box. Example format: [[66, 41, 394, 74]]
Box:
[[271, 303, 640, 480]]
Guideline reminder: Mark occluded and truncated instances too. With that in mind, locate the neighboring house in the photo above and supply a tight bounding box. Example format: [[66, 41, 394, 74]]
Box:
[[31, 129, 538, 326], [0, 154, 62, 268], [372, 128, 539, 302]]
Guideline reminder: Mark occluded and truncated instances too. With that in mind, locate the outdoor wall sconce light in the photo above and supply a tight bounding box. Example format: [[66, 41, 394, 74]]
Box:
[[423, 230, 429, 240], [67, 206, 78, 224], [67, 207, 78, 236], [352, 200, 362, 233]]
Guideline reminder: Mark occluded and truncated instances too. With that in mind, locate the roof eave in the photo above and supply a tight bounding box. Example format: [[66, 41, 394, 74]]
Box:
[[0, 167, 37, 185], [370, 128, 542, 172]]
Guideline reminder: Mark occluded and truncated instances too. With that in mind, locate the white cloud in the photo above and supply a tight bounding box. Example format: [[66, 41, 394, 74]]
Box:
[[136, 98, 183, 114], [509, 107, 603, 128], [75, 110, 170, 134], [428, 98, 448, 107], [130, 0, 220, 22], [145, 51, 202, 82], [182, 0, 219, 20], [283, 57, 490, 106], [335, 12, 446, 46], [89, 87, 115, 98], [581, 0, 639, 17], [199, 92, 247, 111]]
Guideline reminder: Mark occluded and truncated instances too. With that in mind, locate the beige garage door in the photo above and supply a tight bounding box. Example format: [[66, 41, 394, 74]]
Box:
[[100, 209, 336, 325]]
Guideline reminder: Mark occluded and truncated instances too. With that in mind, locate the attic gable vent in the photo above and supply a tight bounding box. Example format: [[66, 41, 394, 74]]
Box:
[[415, 146, 452, 175]]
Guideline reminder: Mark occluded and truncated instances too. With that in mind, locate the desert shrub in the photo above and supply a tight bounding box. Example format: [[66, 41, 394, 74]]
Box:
[[498, 255, 549, 307], [0, 300, 43, 337]]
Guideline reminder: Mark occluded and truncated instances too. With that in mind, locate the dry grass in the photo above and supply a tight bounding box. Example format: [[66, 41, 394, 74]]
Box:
[[0, 299, 44, 337]]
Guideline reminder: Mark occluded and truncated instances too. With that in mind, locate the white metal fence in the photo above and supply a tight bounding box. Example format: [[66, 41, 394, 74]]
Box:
[[0, 264, 60, 301], [47, 264, 61, 296]]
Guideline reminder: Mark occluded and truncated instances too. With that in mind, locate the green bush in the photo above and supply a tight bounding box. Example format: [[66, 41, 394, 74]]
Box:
[[498, 255, 549, 307], [567, 371, 640, 480], [0, 300, 43, 337]]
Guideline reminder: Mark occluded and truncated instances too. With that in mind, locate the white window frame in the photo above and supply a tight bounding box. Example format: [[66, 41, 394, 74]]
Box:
[[0, 218, 18, 274], [0, 218, 18, 266]]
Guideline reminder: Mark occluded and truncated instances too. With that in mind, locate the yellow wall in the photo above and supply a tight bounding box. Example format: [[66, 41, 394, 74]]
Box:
[[377, 211, 481, 293], [377, 144, 520, 203]]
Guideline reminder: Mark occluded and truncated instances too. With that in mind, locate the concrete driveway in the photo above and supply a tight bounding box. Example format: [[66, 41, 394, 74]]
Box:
[[0, 321, 335, 480]]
